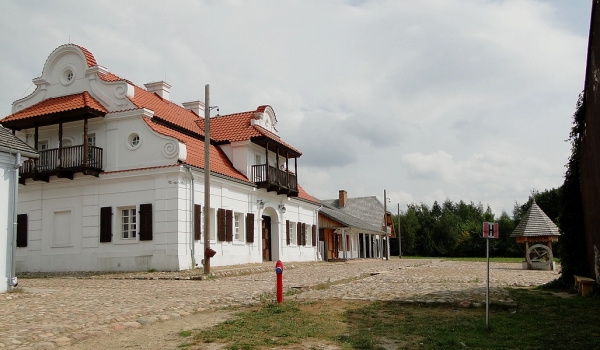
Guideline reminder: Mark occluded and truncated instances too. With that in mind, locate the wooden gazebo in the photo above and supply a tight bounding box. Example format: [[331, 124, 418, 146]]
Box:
[[510, 202, 560, 270]]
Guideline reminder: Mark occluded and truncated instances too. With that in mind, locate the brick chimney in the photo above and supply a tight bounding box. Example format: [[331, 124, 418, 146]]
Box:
[[182, 100, 205, 115], [144, 81, 172, 100], [339, 190, 347, 208]]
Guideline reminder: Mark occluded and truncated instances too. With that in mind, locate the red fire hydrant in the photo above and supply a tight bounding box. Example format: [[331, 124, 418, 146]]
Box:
[[275, 260, 284, 303]]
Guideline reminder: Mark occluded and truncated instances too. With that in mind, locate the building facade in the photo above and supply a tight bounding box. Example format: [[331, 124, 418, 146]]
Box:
[[0, 126, 38, 292], [0, 44, 320, 273], [319, 190, 394, 261]]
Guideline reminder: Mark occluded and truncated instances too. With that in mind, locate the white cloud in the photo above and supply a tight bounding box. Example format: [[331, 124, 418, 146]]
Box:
[[0, 0, 590, 214]]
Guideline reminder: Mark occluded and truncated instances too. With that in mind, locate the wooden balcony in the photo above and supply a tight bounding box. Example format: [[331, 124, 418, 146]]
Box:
[[251, 164, 298, 197], [19, 145, 103, 184]]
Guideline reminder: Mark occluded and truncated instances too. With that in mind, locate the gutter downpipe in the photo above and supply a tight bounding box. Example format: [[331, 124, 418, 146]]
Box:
[[186, 165, 196, 268], [315, 205, 322, 261]]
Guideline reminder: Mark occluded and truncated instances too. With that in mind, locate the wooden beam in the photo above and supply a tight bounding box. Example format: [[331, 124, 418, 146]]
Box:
[[34, 123, 39, 150], [58, 120, 63, 168], [83, 116, 89, 167]]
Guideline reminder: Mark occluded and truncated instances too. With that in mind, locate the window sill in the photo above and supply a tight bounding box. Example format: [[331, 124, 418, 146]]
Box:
[[114, 240, 139, 245]]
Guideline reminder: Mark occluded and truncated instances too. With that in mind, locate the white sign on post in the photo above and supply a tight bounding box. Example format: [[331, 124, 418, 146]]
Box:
[[483, 221, 499, 329], [483, 222, 499, 239]]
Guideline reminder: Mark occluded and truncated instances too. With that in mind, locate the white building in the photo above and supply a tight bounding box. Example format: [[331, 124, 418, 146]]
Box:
[[0, 126, 38, 292], [0, 44, 320, 273]]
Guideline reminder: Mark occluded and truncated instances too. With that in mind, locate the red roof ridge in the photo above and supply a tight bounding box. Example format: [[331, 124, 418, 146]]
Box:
[[71, 44, 98, 67]]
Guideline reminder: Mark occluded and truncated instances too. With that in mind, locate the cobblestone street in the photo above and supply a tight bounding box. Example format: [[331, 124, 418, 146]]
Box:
[[0, 259, 559, 349]]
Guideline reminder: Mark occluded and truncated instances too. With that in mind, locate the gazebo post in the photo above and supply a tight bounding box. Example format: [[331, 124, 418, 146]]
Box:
[[525, 241, 531, 270]]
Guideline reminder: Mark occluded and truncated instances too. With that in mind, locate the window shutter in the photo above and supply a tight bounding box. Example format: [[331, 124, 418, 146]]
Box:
[[225, 210, 233, 242], [139, 203, 153, 241], [301, 223, 306, 246], [246, 213, 255, 243], [217, 208, 225, 241], [16, 214, 27, 247], [312, 225, 316, 246], [296, 222, 301, 245], [100, 207, 112, 242], [286, 220, 290, 245], [194, 204, 201, 240]]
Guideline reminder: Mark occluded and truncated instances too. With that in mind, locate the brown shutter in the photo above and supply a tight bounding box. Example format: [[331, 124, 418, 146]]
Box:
[[217, 208, 225, 241], [225, 210, 233, 242], [139, 203, 153, 241], [100, 207, 112, 243], [286, 220, 290, 245], [246, 213, 255, 243], [16, 214, 27, 247], [301, 223, 306, 246], [312, 225, 316, 246], [297, 222, 301, 245], [194, 204, 201, 240]]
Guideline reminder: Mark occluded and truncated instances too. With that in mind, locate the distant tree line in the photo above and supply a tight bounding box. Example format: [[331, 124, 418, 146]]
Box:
[[389, 188, 560, 259]]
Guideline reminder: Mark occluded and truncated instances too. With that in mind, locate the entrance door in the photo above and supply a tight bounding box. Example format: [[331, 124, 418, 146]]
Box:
[[262, 216, 272, 261]]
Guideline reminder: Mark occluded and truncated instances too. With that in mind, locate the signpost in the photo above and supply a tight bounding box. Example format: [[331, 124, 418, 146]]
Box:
[[483, 222, 499, 329]]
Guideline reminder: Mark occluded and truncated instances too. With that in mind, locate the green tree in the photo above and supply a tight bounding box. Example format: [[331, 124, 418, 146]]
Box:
[[558, 93, 588, 283]]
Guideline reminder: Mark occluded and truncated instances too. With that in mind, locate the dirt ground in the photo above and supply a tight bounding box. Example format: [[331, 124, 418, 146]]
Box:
[[61, 307, 343, 350], [61, 309, 236, 350]]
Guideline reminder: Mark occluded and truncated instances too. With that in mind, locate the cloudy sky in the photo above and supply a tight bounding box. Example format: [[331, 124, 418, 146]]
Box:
[[0, 0, 592, 215]]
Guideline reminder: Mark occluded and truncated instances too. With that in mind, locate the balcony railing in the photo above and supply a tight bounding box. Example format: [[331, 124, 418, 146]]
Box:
[[20, 145, 103, 183], [251, 164, 298, 196]]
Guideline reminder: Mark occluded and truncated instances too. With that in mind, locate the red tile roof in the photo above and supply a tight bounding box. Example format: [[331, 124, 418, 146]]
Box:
[[127, 85, 204, 135], [1, 92, 107, 123], [198, 108, 301, 154], [2, 44, 318, 203], [297, 184, 320, 204], [73, 44, 98, 67], [143, 118, 250, 183]]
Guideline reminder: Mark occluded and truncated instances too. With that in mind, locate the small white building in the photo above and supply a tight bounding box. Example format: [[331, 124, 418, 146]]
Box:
[[0, 44, 320, 273], [0, 126, 38, 292]]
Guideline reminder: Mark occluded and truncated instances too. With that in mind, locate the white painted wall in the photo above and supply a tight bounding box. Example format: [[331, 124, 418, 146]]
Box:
[[15, 163, 319, 272], [0, 153, 15, 292]]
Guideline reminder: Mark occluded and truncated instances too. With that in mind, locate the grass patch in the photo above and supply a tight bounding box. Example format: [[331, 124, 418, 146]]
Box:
[[191, 300, 352, 349], [341, 288, 600, 349], [178, 330, 192, 337], [186, 289, 600, 349]]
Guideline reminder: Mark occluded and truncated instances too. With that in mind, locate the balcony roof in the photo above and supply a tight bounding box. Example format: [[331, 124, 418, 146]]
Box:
[[1, 92, 107, 130]]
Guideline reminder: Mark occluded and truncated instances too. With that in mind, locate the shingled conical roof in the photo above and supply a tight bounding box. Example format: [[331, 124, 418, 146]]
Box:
[[510, 202, 560, 237]]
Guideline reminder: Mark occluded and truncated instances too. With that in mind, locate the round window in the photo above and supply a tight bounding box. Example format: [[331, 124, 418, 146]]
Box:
[[127, 133, 141, 150], [60, 65, 76, 86]]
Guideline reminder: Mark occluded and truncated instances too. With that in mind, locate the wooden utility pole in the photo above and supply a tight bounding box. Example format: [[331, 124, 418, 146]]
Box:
[[203, 84, 211, 275], [384, 189, 388, 260], [398, 203, 402, 258]]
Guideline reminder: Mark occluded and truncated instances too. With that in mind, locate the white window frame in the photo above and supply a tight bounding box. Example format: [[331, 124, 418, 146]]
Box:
[[290, 221, 296, 245], [234, 212, 244, 242], [120, 207, 137, 240], [39, 140, 49, 151], [86, 133, 96, 147], [306, 224, 312, 246], [209, 208, 217, 241]]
